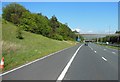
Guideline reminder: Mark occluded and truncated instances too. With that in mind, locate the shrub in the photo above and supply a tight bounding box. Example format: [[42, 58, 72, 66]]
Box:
[[16, 26, 23, 39]]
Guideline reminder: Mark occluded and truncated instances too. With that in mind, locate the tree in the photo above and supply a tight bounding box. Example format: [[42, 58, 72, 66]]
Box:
[[50, 15, 59, 33], [115, 31, 120, 34], [2, 3, 26, 24], [19, 11, 34, 31], [33, 13, 52, 36]]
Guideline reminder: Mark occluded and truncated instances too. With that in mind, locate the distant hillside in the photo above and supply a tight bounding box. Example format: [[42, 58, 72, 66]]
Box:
[[2, 20, 76, 71]]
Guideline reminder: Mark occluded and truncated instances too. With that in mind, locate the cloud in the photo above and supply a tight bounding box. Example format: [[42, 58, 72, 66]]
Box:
[[72, 28, 94, 34], [72, 28, 81, 32]]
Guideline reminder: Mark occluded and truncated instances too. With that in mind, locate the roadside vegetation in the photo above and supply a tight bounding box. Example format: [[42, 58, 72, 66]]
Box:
[[93, 31, 120, 50], [93, 31, 120, 44], [2, 3, 79, 41], [2, 20, 77, 71], [96, 43, 120, 50], [2, 3, 82, 71], [0, 18, 1, 61]]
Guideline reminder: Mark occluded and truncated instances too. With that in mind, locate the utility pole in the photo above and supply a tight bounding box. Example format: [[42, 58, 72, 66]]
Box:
[[109, 26, 110, 35], [108, 26, 110, 43]]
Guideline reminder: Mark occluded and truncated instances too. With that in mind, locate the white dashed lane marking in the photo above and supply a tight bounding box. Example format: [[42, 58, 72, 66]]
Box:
[[112, 52, 116, 54], [94, 51, 97, 53], [102, 57, 107, 61], [57, 44, 83, 80], [104, 49, 106, 51]]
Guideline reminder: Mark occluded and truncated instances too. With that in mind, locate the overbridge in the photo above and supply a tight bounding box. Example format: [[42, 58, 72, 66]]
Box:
[[80, 34, 119, 40]]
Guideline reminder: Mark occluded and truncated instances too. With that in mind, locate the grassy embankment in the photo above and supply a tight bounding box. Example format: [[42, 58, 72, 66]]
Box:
[[2, 20, 77, 71], [0, 18, 2, 73]]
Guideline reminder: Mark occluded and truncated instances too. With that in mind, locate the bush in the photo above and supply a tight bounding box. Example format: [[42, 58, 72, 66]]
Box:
[[16, 26, 23, 39], [52, 34, 63, 41]]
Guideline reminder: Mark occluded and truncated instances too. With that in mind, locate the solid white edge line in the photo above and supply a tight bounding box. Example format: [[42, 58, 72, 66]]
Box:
[[102, 57, 107, 61], [105, 46, 118, 51], [0, 46, 74, 76], [112, 52, 116, 54], [57, 44, 83, 81]]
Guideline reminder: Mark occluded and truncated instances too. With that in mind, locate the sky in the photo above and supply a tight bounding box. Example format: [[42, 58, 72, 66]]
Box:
[[1, 2, 118, 34], [1, 0, 119, 2]]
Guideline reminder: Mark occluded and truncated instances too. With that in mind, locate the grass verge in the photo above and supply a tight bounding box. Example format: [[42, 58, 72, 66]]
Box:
[[2, 20, 77, 72], [96, 43, 120, 50]]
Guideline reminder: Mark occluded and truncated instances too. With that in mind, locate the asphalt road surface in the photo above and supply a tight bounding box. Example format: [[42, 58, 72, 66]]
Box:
[[2, 43, 118, 80]]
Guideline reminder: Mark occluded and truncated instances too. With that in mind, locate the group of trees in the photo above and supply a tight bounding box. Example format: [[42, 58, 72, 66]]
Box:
[[100, 35, 119, 44], [3, 3, 77, 41], [94, 31, 120, 44]]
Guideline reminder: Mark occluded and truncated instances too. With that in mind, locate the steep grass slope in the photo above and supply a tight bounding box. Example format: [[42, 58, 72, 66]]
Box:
[[2, 20, 76, 71]]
